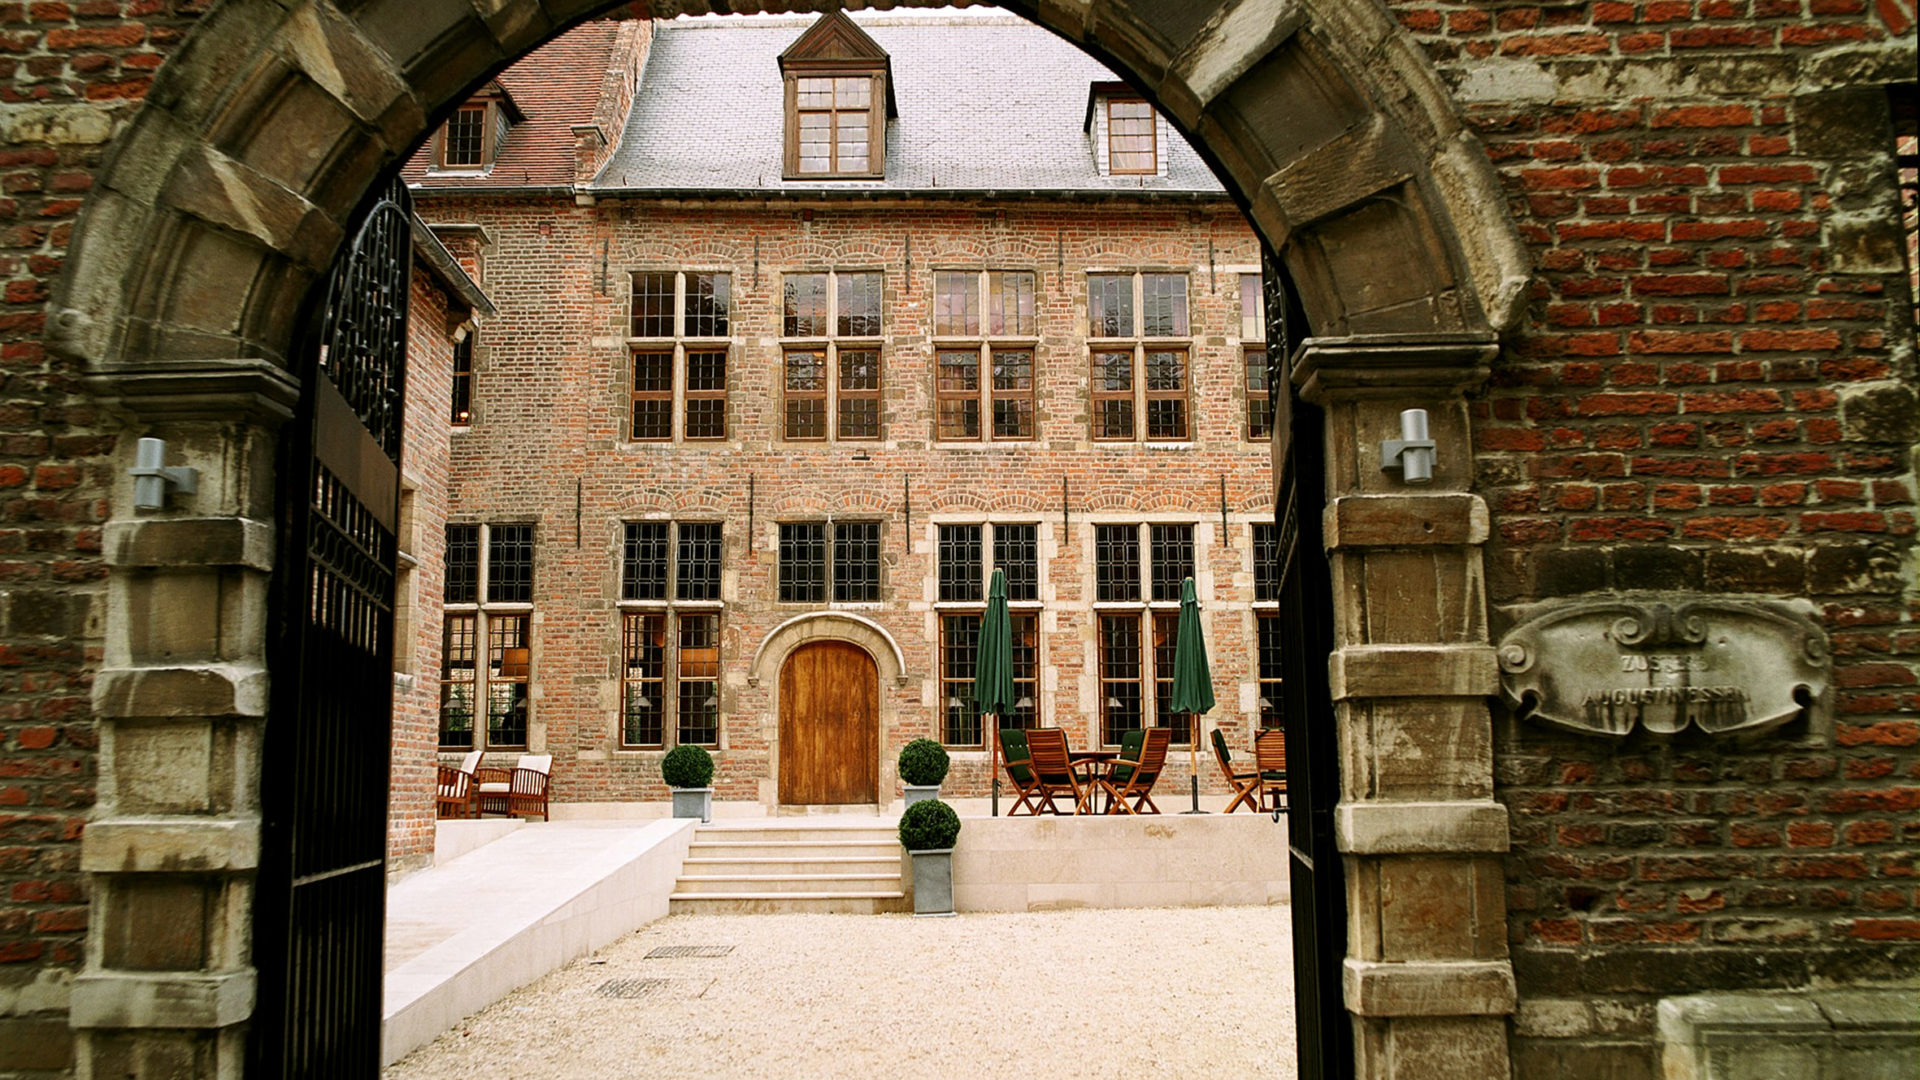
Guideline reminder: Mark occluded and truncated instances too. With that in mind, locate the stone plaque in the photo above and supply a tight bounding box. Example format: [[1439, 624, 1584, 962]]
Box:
[[1497, 598, 1829, 737]]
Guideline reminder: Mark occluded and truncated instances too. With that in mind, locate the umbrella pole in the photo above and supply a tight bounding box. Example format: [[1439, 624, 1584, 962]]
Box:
[[990, 717, 999, 817], [1183, 714, 1207, 814]]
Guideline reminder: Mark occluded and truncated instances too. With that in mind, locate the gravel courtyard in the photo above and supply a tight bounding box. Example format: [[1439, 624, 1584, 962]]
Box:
[[384, 906, 1296, 1079]]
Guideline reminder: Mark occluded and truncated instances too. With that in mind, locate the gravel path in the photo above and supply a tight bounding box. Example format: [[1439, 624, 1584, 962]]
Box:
[[385, 906, 1296, 1079]]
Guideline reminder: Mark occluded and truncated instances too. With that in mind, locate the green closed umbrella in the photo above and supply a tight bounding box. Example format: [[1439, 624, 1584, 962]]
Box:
[[973, 569, 1016, 814], [1168, 576, 1214, 813]]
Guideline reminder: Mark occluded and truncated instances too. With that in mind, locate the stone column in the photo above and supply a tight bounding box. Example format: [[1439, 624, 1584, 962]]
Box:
[[1295, 335, 1516, 1079], [68, 362, 296, 1078]]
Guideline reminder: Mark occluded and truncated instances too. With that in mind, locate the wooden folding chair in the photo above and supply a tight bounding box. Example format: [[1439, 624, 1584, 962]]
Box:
[[1210, 729, 1260, 814], [997, 728, 1045, 816], [1025, 728, 1094, 815], [1100, 727, 1171, 815], [1254, 727, 1288, 815]]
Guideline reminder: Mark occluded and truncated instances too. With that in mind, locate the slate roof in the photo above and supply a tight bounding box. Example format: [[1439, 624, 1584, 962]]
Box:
[[402, 20, 619, 190], [591, 12, 1225, 197]]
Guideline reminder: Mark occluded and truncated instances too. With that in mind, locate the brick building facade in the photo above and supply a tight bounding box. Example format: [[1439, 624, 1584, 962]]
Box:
[[0, 0, 1911, 1076], [402, 14, 1278, 816]]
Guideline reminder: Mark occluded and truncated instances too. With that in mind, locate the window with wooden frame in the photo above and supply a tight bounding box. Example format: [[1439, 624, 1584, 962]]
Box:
[[628, 271, 732, 442], [932, 270, 1038, 441], [935, 523, 1041, 745], [779, 11, 892, 180], [1088, 272, 1190, 441], [1106, 98, 1157, 174], [778, 521, 882, 603], [1093, 522, 1197, 746], [619, 521, 723, 748], [450, 330, 474, 425], [1252, 521, 1285, 729], [439, 522, 535, 751], [441, 104, 488, 168], [781, 271, 883, 440], [1240, 273, 1271, 441]]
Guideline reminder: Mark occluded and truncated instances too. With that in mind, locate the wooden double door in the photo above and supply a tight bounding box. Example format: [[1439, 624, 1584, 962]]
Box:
[[777, 640, 879, 805]]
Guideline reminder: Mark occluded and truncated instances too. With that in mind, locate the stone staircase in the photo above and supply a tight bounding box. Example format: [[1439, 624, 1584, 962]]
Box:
[[668, 821, 908, 914]]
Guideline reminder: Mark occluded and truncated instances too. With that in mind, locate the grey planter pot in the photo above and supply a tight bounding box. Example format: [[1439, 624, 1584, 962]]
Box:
[[671, 787, 712, 823], [909, 848, 955, 916], [902, 784, 941, 809]]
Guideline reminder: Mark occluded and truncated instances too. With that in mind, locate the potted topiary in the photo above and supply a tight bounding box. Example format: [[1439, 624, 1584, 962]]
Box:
[[661, 744, 714, 823], [897, 738, 950, 808], [898, 797, 962, 917]]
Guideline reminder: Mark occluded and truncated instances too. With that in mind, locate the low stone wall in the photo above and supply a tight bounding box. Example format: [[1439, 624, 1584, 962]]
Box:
[[950, 813, 1291, 912]]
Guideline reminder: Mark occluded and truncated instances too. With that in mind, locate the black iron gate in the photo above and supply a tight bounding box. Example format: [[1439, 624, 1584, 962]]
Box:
[[1265, 248, 1351, 1080], [253, 177, 412, 1076]]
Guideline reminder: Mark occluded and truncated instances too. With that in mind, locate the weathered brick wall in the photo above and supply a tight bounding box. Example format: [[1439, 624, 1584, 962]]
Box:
[[0, 3, 202, 1067], [422, 194, 1273, 805], [1382, 0, 1918, 1072], [388, 265, 458, 875]]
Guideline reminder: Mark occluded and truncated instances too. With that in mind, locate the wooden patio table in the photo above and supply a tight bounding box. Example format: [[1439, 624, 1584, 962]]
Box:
[[1069, 749, 1120, 814]]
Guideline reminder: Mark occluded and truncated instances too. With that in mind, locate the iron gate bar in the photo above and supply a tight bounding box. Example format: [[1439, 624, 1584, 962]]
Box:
[[253, 174, 411, 1078], [1264, 247, 1351, 1080]]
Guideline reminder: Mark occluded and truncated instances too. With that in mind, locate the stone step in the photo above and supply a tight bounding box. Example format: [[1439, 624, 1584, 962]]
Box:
[[687, 840, 899, 860], [691, 826, 897, 845], [683, 856, 901, 876], [674, 873, 904, 895], [667, 892, 910, 916]]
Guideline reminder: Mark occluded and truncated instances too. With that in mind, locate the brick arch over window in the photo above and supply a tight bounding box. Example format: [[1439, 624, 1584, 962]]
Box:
[[49, 0, 1527, 375]]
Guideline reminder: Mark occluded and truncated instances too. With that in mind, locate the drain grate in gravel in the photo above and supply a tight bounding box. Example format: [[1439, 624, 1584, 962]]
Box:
[[595, 979, 671, 998], [644, 944, 734, 959]]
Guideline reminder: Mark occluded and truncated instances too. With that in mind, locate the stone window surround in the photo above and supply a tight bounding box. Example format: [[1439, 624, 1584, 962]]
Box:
[[623, 268, 734, 445], [929, 267, 1041, 444], [932, 520, 1044, 746], [617, 518, 726, 750], [1091, 519, 1198, 746], [780, 268, 885, 441], [1085, 269, 1193, 444], [441, 521, 537, 754]]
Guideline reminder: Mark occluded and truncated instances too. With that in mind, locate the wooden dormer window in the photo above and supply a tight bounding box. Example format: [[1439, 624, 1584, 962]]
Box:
[[435, 82, 524, 171], [779, 12, 896, 180], [1107, 99, 1157, 174], [1086, 82, 1163, 178]]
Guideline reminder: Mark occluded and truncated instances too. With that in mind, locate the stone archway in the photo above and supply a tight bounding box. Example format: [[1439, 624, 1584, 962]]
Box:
[[56, 2, 1525, 1077]]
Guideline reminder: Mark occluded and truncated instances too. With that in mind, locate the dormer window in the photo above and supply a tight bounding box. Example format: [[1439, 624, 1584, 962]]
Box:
[[1107, 99, 1157, 174], [1087, 82, 1166, 179], [434, 82, 525, 172], [780, 12, 897, 180], [443, 106, 487, 168]]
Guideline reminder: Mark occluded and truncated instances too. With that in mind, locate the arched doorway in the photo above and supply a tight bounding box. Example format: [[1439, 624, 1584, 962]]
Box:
[[55, 3, 1526, 1078], [777, 640, 880, 806]]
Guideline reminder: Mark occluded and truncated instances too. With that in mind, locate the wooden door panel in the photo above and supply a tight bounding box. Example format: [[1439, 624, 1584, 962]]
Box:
[[778, 641, 877, 804]]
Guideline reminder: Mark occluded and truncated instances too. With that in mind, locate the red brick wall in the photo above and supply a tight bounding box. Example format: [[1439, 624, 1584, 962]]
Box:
[[421, 194, 1274, 805], [388, 265, 459, 875], [1380, 1, 1919, 1071]]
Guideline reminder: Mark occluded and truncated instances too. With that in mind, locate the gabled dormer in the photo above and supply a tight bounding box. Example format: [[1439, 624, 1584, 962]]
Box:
[[779, 11, 897, 180], [1085, 81, 1166, 178], [434, 79, 526, 172]]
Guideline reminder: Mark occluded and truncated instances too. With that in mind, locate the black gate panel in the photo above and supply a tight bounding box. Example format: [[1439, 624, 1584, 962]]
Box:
[[254, 176, 411, 1077], [1265, 249, 1351, 1080]]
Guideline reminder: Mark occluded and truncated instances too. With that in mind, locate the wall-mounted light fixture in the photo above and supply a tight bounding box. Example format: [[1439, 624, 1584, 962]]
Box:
[[1380, 409, 1435, 485], [130, 437, 198, 511]]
